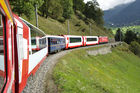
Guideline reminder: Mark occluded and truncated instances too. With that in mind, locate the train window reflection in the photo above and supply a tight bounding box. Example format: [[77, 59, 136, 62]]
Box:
[[87, 38, 97, 41], [0, 14, 5, 91], [70, 37, 81, 43]]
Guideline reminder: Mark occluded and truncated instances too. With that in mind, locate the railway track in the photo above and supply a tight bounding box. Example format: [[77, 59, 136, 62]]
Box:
[[22, 42, 120, 93]]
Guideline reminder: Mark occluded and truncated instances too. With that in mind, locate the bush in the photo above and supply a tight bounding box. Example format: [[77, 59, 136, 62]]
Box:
[[75, 21, 81, 26], [124, 30, 137, 44], [58, 17, 65, 23], [129, 41, 140, 57], [75, 10, 86, 20]]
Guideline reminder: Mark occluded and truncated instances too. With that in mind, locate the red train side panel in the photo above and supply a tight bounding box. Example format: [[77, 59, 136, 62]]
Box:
[[99, 36, 109, 44], [63, 35, 83, 49]]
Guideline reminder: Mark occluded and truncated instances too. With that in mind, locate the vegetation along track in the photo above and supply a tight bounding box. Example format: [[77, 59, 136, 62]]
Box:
[[22, 42, 121, 93]]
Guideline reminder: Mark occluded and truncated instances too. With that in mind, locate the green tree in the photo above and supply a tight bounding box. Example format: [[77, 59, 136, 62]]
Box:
[[73, 0, 85, 12], [129, 41, 140, 57], [115, 28, 124, 41], [124, 30, 138, 44], [83, 0, 104, 26], [39, 0, 63, 19], [39, 0, 73, 20], [61, 0, 73, 19], [9, 0, 43, 19]]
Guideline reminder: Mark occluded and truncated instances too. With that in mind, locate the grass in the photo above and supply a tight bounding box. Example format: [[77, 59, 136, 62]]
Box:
[[52, 43, 140, 93], [21, 15, 113, 37], [112, 25, 140, 35]]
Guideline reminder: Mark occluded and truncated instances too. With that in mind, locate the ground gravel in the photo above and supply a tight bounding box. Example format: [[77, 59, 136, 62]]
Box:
[[0, 77, 4, 90]]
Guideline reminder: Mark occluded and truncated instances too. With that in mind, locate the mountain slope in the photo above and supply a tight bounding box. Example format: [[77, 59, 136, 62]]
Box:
[[104, 0, 140, 26], [104, 3, 130, 21], [22, 15, 113, 37]]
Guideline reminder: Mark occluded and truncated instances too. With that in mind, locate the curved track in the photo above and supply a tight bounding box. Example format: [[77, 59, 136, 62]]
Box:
[[22, 42, 120, 93]]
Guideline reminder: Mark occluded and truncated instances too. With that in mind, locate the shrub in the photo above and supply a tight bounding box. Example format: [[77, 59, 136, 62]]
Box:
[[58, 17, 65, 23], [129, 41, 140, 57], [124, 30, 137, 44], [75, 21, 81, 26], [75, 10, 86, 20]]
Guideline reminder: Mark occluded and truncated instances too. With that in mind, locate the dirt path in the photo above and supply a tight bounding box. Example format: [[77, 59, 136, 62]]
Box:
[[22, 42, 120, 93]]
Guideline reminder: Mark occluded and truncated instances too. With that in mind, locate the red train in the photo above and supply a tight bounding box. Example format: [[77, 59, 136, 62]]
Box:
[[0, 1, 109, 93], [99, 36, 109, 44]]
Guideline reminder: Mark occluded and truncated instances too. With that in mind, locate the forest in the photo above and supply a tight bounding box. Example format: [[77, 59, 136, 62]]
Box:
[[9, 0, 104, 26]]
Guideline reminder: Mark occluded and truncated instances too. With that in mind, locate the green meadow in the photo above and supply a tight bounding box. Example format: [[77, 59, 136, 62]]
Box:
[[52, 44, 140, 93]]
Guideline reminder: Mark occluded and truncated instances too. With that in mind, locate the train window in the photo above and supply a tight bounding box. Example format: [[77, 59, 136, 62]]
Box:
[[0, 14, 5, 91], [70, 37, 81, 43], [87, 38, 97, 41], [31, 39, 36, 45]]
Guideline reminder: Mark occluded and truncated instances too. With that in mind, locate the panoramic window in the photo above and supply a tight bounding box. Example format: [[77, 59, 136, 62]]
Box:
[[70, 37, 81, 43], [0, 14, 5, 91], [87, 38, 97, 41]]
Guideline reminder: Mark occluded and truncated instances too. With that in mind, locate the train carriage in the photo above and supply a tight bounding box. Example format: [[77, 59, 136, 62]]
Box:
[[83, 36, 99, 46], [31, 36, 47, 51], [46, 35, 65, 53], [63, 35, 83, 49], [99, 36, 109, 44]]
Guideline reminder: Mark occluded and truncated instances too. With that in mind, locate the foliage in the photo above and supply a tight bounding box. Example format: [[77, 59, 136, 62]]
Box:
[[39, 0, 63, 19], [39, 0, 73, 19], [10, 0, 105, 26], [124, 29, 138, 44], [112, 25, 140, 35], [129, 41, 140, 57], [83, 0, 104, 26], [137, 35, 140, 44], [61, 0, 73, 19], [9, 0, 43, 19], [75, 10, 86, 20], [115, 28, 124, 41], [73, 0, 85, 12]]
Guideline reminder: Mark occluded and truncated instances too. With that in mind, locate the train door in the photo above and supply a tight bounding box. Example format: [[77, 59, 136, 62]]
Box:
[[14, 17, 29, 93], [0, 12, 15, 92]]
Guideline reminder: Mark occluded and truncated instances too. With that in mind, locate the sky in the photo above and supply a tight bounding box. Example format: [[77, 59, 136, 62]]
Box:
[[84, 0, 136, 10]]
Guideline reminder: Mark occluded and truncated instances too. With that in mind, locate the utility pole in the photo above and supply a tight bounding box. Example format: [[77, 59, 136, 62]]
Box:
[[35, 4, 38, 27], [89, 23, 91, 35], [67, 20, 70, 35]]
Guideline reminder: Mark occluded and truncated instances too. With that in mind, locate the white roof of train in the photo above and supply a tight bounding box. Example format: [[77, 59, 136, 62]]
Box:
[[46, 35, 65, 38]]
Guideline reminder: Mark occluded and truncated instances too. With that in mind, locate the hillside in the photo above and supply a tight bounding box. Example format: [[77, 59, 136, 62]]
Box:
[[51, 43, 140, 93], [22, 15, 113, 37], [104, 0, 140, 26]]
